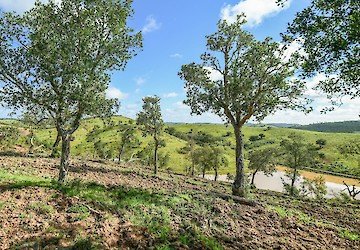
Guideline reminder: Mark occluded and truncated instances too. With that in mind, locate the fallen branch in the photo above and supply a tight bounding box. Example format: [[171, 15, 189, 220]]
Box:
[[213, 192, 257, 206]]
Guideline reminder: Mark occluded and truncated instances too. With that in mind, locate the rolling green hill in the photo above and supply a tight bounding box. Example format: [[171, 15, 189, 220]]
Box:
[[293, 120, 360, 133], [1, 116, 360, 177]]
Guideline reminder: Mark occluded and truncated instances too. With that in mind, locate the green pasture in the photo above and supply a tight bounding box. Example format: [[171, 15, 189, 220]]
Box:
[[2, 116, 360, 176]]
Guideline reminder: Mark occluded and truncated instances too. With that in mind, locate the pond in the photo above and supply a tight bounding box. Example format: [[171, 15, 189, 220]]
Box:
[[204, 167, 360, 199]]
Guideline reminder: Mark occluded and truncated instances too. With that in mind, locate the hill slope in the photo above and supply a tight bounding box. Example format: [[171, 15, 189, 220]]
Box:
[[2, 116, 360, 177], [0, 156, 359, 249], [293, 120, 360, 133]]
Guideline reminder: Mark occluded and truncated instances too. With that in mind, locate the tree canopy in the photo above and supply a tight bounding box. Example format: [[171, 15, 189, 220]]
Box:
[[0, 0, 142, 181], [282, 0, 359, 103]]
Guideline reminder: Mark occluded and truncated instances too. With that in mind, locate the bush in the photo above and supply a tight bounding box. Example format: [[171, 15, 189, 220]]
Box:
[[0, 126, 20, 149], [300, 176, 327, 199]]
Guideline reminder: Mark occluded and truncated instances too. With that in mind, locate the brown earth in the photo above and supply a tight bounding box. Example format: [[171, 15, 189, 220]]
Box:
[[0, 156, 359, 249]]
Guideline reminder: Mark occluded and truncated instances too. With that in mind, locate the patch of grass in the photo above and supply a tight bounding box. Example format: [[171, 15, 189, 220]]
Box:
[[28, 202, 55, 214], [338, 229, 360, 241], [0, 201, 6, 209], [266, 205, 313, 225], [67, 205, 90, 220]]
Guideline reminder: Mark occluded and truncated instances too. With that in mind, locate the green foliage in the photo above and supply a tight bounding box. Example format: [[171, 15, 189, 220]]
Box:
[[248, 147, 277, 187], [137, 142, 170, 169], [179, 15, 310, 197], [338, 140, 360, 155], [0, 126, 20, 150], [338, 229, 360, 241], [300, 176, 327, 199], [280, 133, 318, 195], [137, 96, 165, 173], [315, 139, 327, 148], [117, 122, 139, 162], [0, 0, 142, 180], [283, 0, 360, 103]]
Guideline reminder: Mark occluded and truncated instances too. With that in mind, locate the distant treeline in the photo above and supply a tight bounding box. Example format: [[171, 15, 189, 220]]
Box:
[[293, 120, 360, 133]]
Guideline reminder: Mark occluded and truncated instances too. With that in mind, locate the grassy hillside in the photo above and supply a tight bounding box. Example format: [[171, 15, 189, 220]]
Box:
[[0, 156, 359, 249], [2, 116, 360, 177], [293, 120, 360, 133]]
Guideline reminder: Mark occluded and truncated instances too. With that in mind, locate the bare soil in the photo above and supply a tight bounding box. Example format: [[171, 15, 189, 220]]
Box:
[[0, 156, 359, 249]]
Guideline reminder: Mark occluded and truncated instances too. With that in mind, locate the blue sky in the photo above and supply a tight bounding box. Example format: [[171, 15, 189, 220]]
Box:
[[0, 0, 359, 124]]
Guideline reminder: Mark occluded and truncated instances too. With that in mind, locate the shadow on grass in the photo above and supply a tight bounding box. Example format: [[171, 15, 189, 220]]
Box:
[[0, 150, 27, 157]]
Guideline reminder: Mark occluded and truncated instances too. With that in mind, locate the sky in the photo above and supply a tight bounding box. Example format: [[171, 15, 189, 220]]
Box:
[[0, 0, 359, 125]]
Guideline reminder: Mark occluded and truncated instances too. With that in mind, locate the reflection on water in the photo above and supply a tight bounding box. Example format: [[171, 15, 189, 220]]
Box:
[[204, 169, 360, 199]]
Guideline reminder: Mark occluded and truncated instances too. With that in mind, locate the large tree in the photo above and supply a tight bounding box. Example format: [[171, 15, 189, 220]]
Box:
[[179, 16, 310, 198], [136, 96, 164, 175], [0, 0, 142, 181], [281, 0, 359, 104]]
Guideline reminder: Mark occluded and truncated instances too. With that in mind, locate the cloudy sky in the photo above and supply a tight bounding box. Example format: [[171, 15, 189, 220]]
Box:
[[0, 0, 358, 125]]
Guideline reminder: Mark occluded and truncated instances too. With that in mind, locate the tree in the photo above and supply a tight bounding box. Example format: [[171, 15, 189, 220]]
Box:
[[179, 16, 310, 197], [315, 138, 327, 149], [209, 146, 228, 181], [282, 0, 360, 105], [0, 126, 20, 151], [248, 147, 277, 188], [136, 96, 164, 174], [338, 139, 360, 168], [193, 146, 212, 179], [178, 129, 197, 176], [117, 121, 139, 163], [280, 133, 317, 196], [0, 0, 142, 181]]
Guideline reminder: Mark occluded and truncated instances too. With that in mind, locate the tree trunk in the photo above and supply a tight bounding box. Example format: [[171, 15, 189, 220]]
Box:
[[154, 137, 158, 175], [28, 131, 35, 155], [58, 132, 71, 182], [51, 132, 61, 157], [202, 167, 206, 178], [290, 168, 297, 196], [118, 143, 124, 163], [232, 125, 247, 197], [251, 169, 258, 187], [191, 152, 195, 176], [214, 168, 218, 181]]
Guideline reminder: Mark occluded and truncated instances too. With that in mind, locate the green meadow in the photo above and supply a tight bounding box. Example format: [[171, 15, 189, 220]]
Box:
[[19, 116, 357, 177]]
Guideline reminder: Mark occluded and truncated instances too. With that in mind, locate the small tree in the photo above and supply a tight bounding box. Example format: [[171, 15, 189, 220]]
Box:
[[178, 129, 197, 176], [136, 96, 164, 174], [248, 147, 277, 188], [280, 133, 317, 196], [0, 126, 20, 151], [338, 139, 360, 168], [0, 0, 142, 181], [117, 122, 139, 163], [300, 176, 327, 199], [179, 16, 310, 197], [209, 146, 228, 181], [194, 146, 212, 178], [315, 139, 327, 149]]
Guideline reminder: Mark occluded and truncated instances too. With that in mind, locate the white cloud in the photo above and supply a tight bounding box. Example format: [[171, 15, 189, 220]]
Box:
[[142, 16, 161, 34], [0, 0, 62, 13], [204, 67, 223, 81], [163, 92, 178, 98], [220, 0, 292, 27], [106, 87, 128, 100], [134, 77, 145, 85], [170, 53, 183, 59]]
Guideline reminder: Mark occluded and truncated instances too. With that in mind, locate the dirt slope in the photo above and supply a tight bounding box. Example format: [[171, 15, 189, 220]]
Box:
[[0, 156, 359, 249]]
